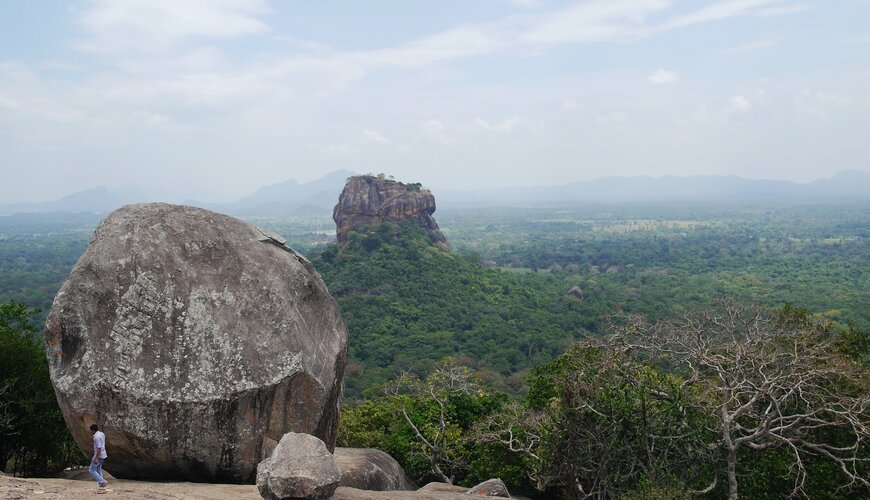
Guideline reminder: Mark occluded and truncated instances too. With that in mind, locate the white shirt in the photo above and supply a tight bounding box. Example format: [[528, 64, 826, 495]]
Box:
[[93, 431, 107, 459]]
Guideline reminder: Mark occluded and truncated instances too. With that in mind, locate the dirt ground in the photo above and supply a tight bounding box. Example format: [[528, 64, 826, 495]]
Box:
[[0, 470, 498, 499], [0, 470, 261, 500]]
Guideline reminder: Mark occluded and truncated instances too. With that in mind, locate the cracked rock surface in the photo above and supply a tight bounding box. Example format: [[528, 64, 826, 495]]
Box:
[[44, 203, 347, 483]]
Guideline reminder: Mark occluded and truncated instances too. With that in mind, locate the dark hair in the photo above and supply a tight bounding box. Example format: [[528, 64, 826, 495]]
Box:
[[90, 424, 99, 432]]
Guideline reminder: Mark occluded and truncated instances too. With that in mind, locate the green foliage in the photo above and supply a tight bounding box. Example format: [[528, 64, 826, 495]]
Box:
[[342, 321, 868, 498], [605, 303, 870, 500], [463, 441, 531, 494], [0, 301, 80, 476], [338, 364, 507, 487], [835, 324, 870, 363], [351, 173, 423, 192], [735, 447, 862, 500], [617, 473, 693, 500], [312, 222, 589, 399], [1, 201, 867, 497], [441, 204, 869, 329], [0, 228, 91, 325], [523, 344, 718, 498]]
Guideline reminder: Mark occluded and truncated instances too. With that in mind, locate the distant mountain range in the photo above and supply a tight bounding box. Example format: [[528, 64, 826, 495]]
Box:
[[1, 170, 867, 217], [188, 169, 356, 216], [0, 186, 153, 216], [438, 170, 870, 207]]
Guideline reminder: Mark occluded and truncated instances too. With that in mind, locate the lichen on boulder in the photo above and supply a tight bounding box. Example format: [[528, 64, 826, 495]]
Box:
[[44, 203, 348, 483]]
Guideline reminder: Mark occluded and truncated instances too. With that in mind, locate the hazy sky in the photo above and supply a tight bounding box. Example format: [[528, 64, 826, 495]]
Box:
[[2, 0, 869, 203]]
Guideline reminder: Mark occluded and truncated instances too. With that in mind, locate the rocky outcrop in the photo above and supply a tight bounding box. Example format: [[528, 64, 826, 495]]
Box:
[[466, 479, 510, 497], [334, 448, 414, 491], [44, 203, 348, 483], [417, 483, 469, 495], [256, 433, 340, 500], [567, 286, 583, 300], [333, 176, 447, 246]]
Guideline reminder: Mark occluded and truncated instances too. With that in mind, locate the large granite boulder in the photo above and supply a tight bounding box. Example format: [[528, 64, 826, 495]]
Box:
[[333, 176, 447, 246], [334, 448, 414, 491], [256, 432, 340, 500], [44, 203, 348, 483]]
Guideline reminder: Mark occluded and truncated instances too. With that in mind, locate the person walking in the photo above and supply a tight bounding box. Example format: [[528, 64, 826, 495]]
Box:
[[89, 423, 109, 491]]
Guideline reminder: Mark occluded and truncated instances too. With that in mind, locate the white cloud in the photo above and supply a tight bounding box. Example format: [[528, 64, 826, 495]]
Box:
[[562, 100, 581, 111], [467, 0, 802, 53], [728, 95, 753, 112], [272, 35, 332, 52], [0, 93, 21, 111], [346, 24, 507, 69], [0, 0, 862, 203], [503, 0, 545, 7], [472, 116, 526, 133], [754, 3, 809, 16], [792, 90, 855, 120], [421, 119, 455, 145], [718, 38, 780, 55], [656, 0, 791, 32], [595, 111, 630, 125], [129, 110, 171, 126], [73, 0, 271, 54], [315, 144, 355, 155], [519, 0, 673, 45], [422, 120, 444, 135], [841, 34, 870, 45], [59, 0, 811, 114], [647, 69, 679, 84], [361, 129, 390, 145], [815, 92, 853, 108]]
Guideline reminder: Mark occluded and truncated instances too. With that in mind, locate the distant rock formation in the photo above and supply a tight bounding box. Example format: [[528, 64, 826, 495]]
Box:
[[333, 175, 448, 246], [44, 203, 348, 483]]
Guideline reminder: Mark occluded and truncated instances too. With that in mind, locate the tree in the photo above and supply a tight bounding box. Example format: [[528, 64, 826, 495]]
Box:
[[470, 401, 549, 489], [0, 381, 15, 438], [609, 302, 870, 499], [340, 361, 506, 487], [384, 363, 481, 484], [0, 301, 79, 475], [472, 345, 716, 499]]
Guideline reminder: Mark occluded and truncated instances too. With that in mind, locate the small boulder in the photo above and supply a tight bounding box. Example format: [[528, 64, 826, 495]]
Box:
[[466, 478, 510, 497], [334, 447, 414, 491], [256, 433, 340, 500], [567, 285, 583, 300], [418, 482, 469, 494]]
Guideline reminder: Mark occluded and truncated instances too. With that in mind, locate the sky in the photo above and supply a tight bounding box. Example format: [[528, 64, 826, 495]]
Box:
[[1, 0, 869, 204]]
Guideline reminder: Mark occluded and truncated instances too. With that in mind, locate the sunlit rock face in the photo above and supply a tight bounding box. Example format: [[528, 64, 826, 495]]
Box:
[[333, 176, 448, 246], [44, 203, 347, 483]]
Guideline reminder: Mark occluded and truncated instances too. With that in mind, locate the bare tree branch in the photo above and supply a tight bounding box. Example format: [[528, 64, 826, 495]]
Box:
[[609, 301, 870, 500]]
